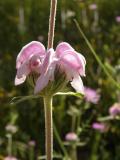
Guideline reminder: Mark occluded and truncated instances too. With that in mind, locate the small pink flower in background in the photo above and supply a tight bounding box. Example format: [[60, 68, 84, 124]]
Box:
[[15, 41, 86, 94], [28, 140, 36, 147], [84, 87, 100, 104], [5, 124, 18, 134], [115, 16, 120, 23], [65, 132, 78, 141], [4, 156, 18, 160], [89, 4, 97, 10], [109, 103, 120, 116], [92, 122, 107, 133]]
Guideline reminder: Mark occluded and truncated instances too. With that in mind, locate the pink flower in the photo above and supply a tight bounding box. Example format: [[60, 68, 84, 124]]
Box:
[[15, 41, 45, 85], [109, 103, 120, 116], [89, 4, 97, 10], [34, 48, 57, 94], [116, 16, 120, 23], [15, 41, 86, 94], [65, 132, 78, 141], [28, 140, 36, 146], [56, 42, 86, 94], [92, 122, 107, 133], [5, 124, 17, 134], [84, 87, 100, 104], [4, 156, 18, 160]]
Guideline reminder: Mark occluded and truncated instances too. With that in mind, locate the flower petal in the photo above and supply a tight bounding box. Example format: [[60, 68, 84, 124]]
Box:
[[56, 42, 74, 57], [59, 50, 86, 76], [34, 73, 50, 94], [71, 75, 84, 94], [16, 61, 30, 79], [34, 49, 57, 94], [16, 41, 45, 69], [15, 75, 26, 85]]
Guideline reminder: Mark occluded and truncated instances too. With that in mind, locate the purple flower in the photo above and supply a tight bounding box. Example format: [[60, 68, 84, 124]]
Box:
[[4, 156, 18, 160], [109, 103, 120, 116], [15, 41, 86, 94], [65, 132, 78, 141], [92, 122, 107, 133], [116, 16, 120, 23], [84, 87, 100, 104], [89, 4, 97, 10]]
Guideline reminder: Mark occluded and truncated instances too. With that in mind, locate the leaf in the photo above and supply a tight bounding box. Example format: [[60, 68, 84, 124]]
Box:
[[54, 91, 84, 99], [10, 95, 41, 105]]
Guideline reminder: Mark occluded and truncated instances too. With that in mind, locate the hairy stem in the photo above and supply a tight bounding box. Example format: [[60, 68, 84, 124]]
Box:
[[47, 0, 57, 49], [44, 96, 53, 160]]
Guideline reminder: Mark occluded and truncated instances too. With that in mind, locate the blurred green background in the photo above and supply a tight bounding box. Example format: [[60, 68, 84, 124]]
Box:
[[0, 0, 120, 159]]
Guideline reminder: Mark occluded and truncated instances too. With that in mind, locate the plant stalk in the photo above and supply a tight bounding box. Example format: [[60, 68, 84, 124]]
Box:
[[7, 134, 12, 157], [44, 96, 53, 160], [47, 0, 57, 49], [69, 145, 77, 160]]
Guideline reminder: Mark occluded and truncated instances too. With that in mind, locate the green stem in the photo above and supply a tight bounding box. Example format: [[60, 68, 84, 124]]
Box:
[[90, 133, 101, 160], [44, 96, 53, 160], [29, 146, 34, 160], [7, 134, 12, 157], [72, 115, 76, 132], [53, 122, 69, 159], [70, 145, 77, 160]]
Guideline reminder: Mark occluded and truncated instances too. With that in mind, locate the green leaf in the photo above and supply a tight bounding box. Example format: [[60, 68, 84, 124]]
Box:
[[10, 95, 41, 105], [54, 92, 84, 98]]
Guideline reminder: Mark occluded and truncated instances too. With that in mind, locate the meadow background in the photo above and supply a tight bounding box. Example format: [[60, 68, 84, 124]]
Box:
[[0, 0, 120, 159]]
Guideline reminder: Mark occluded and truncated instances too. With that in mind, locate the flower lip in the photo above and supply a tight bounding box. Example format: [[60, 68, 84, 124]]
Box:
[[56, 42, 74, 57], [16, 41, 45, 69], [29, 55, 42, 71]]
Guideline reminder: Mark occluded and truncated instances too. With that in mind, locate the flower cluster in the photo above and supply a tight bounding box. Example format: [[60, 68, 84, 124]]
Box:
[[15, 41, 86, 95], [116, 16, 120, 23], [92, 122, 108, 133], [65, 132, 78, 141], [84, 87, 100, 104], [109, 103, 120, 116], [5, 124, 18, 134], [89, 4, 97, 10]]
